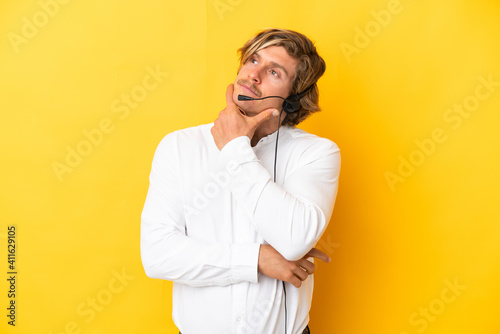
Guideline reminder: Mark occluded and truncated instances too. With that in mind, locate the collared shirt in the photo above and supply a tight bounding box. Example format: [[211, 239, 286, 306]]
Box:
[[141, 123, 340, 334]]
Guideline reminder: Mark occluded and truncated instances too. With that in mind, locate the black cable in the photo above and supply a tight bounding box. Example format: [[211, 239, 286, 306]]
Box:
[[272, 109, 287, 334], [273, 109, 283, 183], [283, 280, 288, 334]]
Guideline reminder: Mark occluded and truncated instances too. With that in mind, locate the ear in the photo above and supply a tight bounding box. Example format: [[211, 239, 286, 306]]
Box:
[[282, 97, 301, 114]]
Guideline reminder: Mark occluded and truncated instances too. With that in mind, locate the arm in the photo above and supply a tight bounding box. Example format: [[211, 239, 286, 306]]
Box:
[[140, 134, 260, 287], [218, 135, 340, 261]]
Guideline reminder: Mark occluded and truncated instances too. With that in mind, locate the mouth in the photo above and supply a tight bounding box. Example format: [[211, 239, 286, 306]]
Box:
[[238, 82, 260, 97]]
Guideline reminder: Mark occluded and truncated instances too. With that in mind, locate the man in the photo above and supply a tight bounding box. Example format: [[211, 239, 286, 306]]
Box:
[[141, 28, 341, 334]]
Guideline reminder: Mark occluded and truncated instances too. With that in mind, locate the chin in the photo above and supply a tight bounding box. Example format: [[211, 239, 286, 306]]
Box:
[[233, 100, 250, 115], [244, 112, 259, 117]]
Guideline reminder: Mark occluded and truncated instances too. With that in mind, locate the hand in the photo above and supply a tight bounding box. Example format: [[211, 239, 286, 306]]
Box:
[[211, 84, 279, 150], [258, 244, 331, 288]]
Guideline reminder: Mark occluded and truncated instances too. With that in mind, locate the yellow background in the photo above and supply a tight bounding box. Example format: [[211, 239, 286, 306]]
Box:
[[1, 0, 499, 333]]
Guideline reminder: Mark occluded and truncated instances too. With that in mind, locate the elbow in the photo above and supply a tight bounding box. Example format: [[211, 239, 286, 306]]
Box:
[[140, 241, 168, 280], [141, 253, 159, 279], [143, 266, 162, 280], [279, 208, 328, 261], [141, 256, 171, 281], [277, 230, 322, 261], [279, 243, 316, 261], [142, 266, 155, 279], [140, 241, 178, 281]]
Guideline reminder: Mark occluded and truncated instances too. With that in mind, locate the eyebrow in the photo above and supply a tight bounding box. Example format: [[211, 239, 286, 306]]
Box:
[[253, 52, 290, 78]]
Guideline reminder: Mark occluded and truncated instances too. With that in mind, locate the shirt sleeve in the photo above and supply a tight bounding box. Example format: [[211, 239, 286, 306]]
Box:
[[218, 135, 341, 261], [140, 134, 260, 287]]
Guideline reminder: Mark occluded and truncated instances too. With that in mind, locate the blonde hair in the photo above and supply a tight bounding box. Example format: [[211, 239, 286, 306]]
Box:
[[238, 28, 326, 126]]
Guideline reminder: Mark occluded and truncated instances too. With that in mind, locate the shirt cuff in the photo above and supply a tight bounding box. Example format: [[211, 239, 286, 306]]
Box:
[[230, 243, 260, 284]]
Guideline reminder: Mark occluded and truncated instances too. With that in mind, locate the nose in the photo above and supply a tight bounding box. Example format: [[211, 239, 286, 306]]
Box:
[[248, 66, 262, 84]]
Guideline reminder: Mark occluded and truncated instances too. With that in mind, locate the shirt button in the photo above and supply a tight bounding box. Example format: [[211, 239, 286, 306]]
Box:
[[236, 317, 241, 322]]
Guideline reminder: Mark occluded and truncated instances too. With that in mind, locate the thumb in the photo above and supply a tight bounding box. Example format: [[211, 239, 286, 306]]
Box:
[[251, 108, 280, 126]]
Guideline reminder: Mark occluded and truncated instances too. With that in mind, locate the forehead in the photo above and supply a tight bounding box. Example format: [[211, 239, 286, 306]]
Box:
[[254, 45, 298, 79]]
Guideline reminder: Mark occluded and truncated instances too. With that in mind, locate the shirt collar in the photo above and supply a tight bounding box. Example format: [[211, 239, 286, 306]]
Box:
[[254, 125, 292, 146]]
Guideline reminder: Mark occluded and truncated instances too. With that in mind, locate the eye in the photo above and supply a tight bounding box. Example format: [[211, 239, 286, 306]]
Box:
[[250, 58, 257, 64], [270, 69, 279, 77]]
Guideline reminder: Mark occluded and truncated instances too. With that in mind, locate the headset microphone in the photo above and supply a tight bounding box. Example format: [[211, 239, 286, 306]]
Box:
[[237, 95, 256, 101], [237, 83, 315, 114]]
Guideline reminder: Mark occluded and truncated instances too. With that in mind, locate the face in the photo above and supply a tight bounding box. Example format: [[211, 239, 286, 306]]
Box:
[[233, 45, 298, 116]]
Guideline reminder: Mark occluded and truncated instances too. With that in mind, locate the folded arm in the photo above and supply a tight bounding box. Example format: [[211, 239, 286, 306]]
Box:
[[140, 135, 260, 287], [218, 135, 341, 261]]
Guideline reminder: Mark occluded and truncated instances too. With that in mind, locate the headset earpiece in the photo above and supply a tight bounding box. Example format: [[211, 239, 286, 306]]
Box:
[[282, 97, 301, 114], [282, 84, 315, 114]]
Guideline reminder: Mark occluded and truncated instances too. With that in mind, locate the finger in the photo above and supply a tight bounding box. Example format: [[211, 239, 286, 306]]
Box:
[[306, 248, 331, 263], [280, 267, 302, 287], [289, 276, 302, 288], [293, 266, 309, 281], [250, 108, 279, 127], [297, 259, 316, 274]]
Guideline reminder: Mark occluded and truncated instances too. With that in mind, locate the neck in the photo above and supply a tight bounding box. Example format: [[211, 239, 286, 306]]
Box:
[[251, 118, 283, 147]]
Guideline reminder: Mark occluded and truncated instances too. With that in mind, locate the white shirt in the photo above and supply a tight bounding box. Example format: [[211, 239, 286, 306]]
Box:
[[141, 123, 341, 334]]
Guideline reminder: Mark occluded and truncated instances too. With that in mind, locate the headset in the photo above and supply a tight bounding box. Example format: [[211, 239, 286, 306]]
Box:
[[237, 83, 315, 114], [238, 83, 315, 334]]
